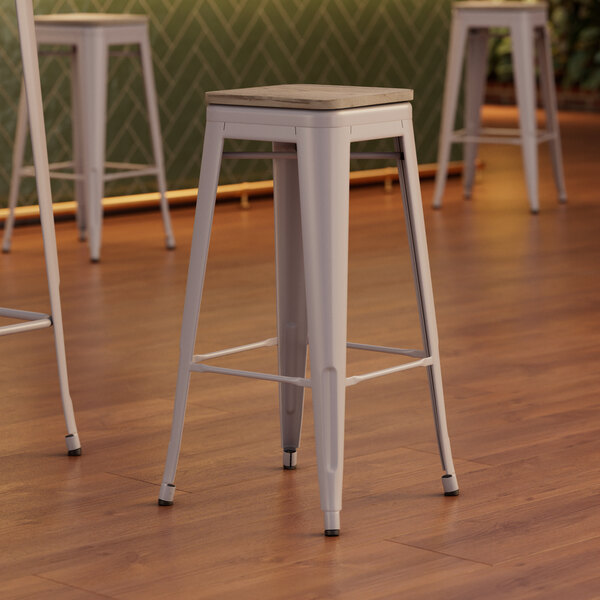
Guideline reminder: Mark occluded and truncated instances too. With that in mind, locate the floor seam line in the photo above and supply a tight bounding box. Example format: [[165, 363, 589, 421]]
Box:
[[384, 539, 494, 567]]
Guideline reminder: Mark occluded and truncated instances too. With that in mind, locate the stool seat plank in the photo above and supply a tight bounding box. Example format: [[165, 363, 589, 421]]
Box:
[[206, 84, 414, 110], [34, 14, 147, 27]]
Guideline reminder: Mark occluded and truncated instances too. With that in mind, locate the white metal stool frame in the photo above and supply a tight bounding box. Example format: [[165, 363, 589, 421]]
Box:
[[2, 13, 175, 262], [433, 1, 567, 213], [158, 94, 459, 536], [1, 0, 80, 456]]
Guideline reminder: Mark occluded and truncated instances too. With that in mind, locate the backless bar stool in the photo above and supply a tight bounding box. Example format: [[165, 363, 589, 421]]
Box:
[[1, 0, 80, 456], [2, 13, 175, 262], [158, 85, 459, 536], [433, 1, 567, 213]]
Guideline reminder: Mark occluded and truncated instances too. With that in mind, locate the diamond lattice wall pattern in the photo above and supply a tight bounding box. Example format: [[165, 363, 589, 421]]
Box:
[[0, 0, 453, 207]]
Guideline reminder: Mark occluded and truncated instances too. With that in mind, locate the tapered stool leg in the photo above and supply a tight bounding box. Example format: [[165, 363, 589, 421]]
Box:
[[463, 28, 489, 199], [296, 126, 351, 536], [511, 18, 539, 214], [2, 80, 28, 253], [139, 29, 176, 250], [273, 142, 308, 471], [536, 25, 567, 203], [16, 0, 80, 454], [70, 47, 87, 241], [158, 120, 224, 506], [77, 30, 108, 262], [433, 16, 468, 208], [396, 129, 458, 495]]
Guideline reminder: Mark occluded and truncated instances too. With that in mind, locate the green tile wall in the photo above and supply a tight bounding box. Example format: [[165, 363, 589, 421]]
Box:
[[0, 0, 453, 207]]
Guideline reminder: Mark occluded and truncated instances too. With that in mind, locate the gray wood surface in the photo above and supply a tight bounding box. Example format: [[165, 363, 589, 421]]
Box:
[[206, 84, 414, 110]]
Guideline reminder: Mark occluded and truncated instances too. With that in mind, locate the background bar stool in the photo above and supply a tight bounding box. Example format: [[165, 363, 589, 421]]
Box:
[[433, 1, 567, 213], [3, 13, 175, 262], [1, 0, 80, 456], [158, 84, 459, 536]]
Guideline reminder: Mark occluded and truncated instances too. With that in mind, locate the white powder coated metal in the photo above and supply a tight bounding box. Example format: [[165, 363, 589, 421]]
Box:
[[433, 1, 567, 212], [1, 0, 80, 455], [159, 85, 459, 535]]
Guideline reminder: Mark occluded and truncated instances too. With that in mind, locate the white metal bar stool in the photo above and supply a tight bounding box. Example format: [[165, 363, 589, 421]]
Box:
[[2, 13, 175, 262], [158, 84, 459, 536], [1, 0, 80, 456], [433, 1, 567, 213]]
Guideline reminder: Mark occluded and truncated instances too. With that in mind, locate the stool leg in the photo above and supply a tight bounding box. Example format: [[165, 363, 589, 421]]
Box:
[[16, 0, 80, 455], [536, 25, 567, 203], [77, 30, 108, 262], [158, 120, 224, 506], [463, 28, 489, 199], [273, 142, 308, 471], [511, 18, 540, 214], [2, 79, 28, 253], [139, 29, 176, 250], [296, 126, 351, 536], [396, 128, 458, 496], [70, 45, 87, 241], [433, 16, 468, 208]]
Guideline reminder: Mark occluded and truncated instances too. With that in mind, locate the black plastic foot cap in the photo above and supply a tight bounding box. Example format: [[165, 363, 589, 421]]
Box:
[[324, 529, 340, 537], [67, 448, 82, 456], [444, 489, 460, 497], [283, 464, 296, 470], [158, 499, 173, 506]]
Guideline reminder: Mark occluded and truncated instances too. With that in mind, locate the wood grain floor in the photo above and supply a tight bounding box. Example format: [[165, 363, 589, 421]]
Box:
[[1, 105, 599, 599]]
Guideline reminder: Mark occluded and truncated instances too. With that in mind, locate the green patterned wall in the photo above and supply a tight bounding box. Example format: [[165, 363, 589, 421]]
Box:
[[0, 0, 453, 207]]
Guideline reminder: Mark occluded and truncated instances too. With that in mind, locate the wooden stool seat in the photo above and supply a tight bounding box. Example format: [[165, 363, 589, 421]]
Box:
[[206, 84, 414, 110]]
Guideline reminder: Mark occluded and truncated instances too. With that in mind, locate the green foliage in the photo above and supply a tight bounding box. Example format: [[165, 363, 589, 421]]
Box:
[[488, 0, 600, 90]]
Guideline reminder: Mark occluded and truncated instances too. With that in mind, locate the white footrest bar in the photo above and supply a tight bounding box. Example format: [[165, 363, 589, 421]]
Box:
[[0, 306, 52, 337], [192, 357, 433, 389], [20, 164, 82, 181], [347, 341, 426, 358], [451, 127, 555, 146], [193, 336, 278, 362], [103, 167, 160, 182], [19, 161, 160, 183], [190, 337, 433, 387], [190, 335, 433, 388], [191, 362, 311, 388], [345, 357, 433, 387], [0, 307, 49, 320]]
